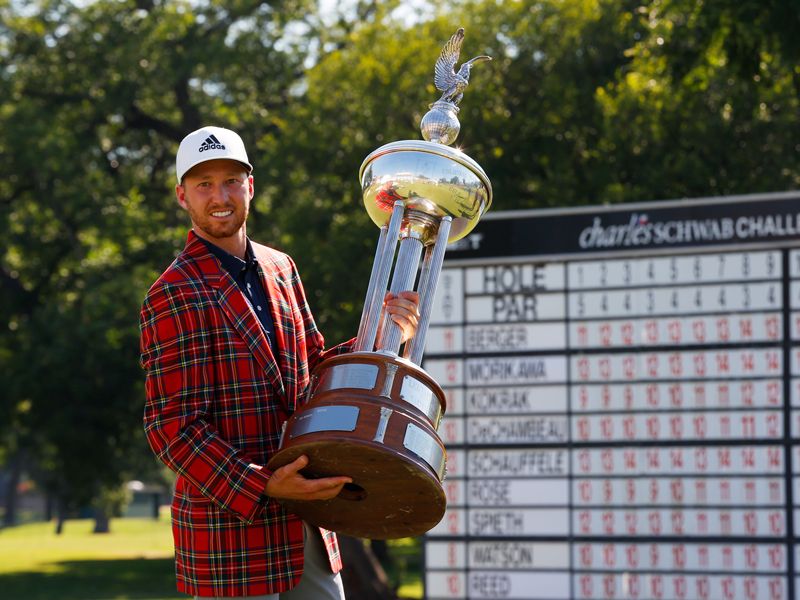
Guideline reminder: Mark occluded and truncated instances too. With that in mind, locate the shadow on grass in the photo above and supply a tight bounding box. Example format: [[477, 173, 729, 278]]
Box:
[[0, 557, 183, 600]]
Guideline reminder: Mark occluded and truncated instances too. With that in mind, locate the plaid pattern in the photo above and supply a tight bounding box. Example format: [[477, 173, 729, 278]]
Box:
[[140, 231, 350, 597]]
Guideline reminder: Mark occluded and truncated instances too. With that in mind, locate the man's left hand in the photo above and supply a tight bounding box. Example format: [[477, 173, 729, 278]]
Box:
[[383, 291, 420, 344]]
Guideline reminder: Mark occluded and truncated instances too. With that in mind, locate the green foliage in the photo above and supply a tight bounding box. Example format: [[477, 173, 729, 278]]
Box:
[[594, 0, 800, 201], [1, 0, 798, 520]]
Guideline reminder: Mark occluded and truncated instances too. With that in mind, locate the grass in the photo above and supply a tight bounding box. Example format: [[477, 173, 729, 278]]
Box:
[[0, 517, 179, 600], [0, 516, 422, 600]]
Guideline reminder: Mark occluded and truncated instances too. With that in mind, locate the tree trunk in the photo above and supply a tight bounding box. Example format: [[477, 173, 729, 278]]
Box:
[[370, 539, 392, 565], [54, 499, 66, 535], [339, 535, 398, 600], [152, 492, 160, 519], [2, 451, 22, 527], [93, 507, 111, 533]]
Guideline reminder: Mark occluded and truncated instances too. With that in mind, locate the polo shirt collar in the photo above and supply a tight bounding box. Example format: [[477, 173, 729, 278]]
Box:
[[198, 236, 257, 277]]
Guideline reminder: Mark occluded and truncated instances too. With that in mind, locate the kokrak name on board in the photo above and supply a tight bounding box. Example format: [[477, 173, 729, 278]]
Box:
[[578, 212, 800, 249]]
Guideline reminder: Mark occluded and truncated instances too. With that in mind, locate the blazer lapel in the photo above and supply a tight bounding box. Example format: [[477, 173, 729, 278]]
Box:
[[253, 248, 300, 412], [184, 232, 287, 404]]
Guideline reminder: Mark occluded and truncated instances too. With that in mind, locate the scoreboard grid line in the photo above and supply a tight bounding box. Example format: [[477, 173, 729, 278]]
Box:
[[781, 248, 795, 600]]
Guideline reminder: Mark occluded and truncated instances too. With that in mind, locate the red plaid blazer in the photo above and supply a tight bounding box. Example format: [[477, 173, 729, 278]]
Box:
[[140, 231, 351, 597]]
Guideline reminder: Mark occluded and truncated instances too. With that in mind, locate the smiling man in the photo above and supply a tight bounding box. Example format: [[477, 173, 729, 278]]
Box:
[[139, 126, 419, 599]]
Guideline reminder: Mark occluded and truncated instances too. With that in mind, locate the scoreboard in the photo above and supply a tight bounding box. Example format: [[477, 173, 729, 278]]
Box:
[[422, 191, 800, 600]]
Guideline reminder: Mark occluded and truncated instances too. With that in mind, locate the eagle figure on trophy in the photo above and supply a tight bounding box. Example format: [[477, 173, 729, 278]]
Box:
[[421, 28, 491, 145], [434, 27, 492, 106]]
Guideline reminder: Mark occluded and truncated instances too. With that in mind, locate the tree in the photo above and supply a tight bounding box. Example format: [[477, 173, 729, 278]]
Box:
[[0, 0, 317, 526], [594, 0, 800, 202]]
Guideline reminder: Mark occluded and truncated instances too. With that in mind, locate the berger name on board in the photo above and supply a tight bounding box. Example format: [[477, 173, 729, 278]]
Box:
[[467, 323, 567, 352], [466, 324, 531, 352]]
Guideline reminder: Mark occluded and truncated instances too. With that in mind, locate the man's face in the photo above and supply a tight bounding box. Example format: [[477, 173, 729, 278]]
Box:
[[176, 159, 253, 242]]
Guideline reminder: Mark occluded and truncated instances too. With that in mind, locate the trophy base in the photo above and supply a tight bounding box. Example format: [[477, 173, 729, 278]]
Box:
[[267, 353, 447, 539], [268, 437, 445, 539]]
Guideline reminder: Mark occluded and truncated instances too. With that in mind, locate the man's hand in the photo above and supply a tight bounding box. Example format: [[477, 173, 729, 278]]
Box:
[[265, 455, 351, 501], [383, 291, 420, 344]]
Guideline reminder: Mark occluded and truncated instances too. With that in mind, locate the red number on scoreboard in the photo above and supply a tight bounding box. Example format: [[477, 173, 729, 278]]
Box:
[[693, 319, 706, 342], [620, 322, 633, 345], [673, 575, 687, 599], [696, 576, 710, 600], [579, 574, 593, 598], [744, 577, 758, 600]]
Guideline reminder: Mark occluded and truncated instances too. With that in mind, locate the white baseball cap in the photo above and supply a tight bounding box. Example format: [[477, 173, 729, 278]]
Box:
[[175, 125, 253, 183]]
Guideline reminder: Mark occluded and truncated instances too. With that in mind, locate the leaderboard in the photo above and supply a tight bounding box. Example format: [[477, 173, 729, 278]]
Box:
[[422, 192, 800, 600]]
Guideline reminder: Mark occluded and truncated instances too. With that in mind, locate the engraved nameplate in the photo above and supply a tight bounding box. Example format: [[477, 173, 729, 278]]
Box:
[[316, 363, 379, 393], [289, 405, 360, 439], [400, 375, 441, 425], [403, 423, 446, 480]]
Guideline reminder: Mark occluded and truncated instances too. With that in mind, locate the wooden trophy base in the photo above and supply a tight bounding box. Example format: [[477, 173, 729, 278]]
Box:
[[267, 353, 447, 539]]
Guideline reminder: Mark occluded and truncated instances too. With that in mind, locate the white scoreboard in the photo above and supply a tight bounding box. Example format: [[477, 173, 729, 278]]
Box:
[[422, 191, 800, 600]]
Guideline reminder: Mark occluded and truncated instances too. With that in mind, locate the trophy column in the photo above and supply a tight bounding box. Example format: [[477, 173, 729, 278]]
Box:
[[268, 28, 492, 539]]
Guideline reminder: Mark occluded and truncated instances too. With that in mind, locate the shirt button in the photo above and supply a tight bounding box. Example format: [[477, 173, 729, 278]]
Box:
[[257, 306, 262, 311]]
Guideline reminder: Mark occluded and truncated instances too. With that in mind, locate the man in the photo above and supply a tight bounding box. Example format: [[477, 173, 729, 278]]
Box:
[[140, 126, 419, 599]]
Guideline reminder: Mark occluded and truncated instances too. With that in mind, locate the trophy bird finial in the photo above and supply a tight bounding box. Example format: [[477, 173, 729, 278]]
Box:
[[434, 27, 492, 106], [421, 28, 492, 145]]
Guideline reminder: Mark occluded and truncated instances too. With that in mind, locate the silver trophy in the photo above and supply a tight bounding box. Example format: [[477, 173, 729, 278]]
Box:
[[268, 28, 492, 539]]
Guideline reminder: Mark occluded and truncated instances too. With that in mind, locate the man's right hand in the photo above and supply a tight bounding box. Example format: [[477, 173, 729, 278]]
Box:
[[265, 455, 352, 501]]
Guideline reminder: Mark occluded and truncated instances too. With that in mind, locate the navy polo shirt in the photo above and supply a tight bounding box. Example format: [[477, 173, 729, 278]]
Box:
[[200, 237, 278, 356]]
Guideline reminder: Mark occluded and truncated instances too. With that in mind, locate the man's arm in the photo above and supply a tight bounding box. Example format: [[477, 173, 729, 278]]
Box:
[[140, 282, 271, 524]]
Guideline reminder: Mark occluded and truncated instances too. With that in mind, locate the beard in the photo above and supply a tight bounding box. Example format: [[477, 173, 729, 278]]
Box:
[[186, 201, 249, 241]]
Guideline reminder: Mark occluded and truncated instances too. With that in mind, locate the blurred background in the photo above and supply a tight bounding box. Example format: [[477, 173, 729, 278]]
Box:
[[1, 0, 798, 598]]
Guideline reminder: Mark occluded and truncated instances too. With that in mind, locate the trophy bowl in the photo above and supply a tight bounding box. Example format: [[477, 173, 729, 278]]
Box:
[[360, 140, 492, 244], [267, 28, 491, 540]]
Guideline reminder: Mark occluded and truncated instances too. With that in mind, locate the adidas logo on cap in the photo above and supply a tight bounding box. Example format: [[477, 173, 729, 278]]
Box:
[[176, 126, 253, 183], [198, 134, 226, 153]]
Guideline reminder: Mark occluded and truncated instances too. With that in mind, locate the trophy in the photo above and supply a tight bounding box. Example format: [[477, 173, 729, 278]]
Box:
[[267, 28, 492, 539]]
